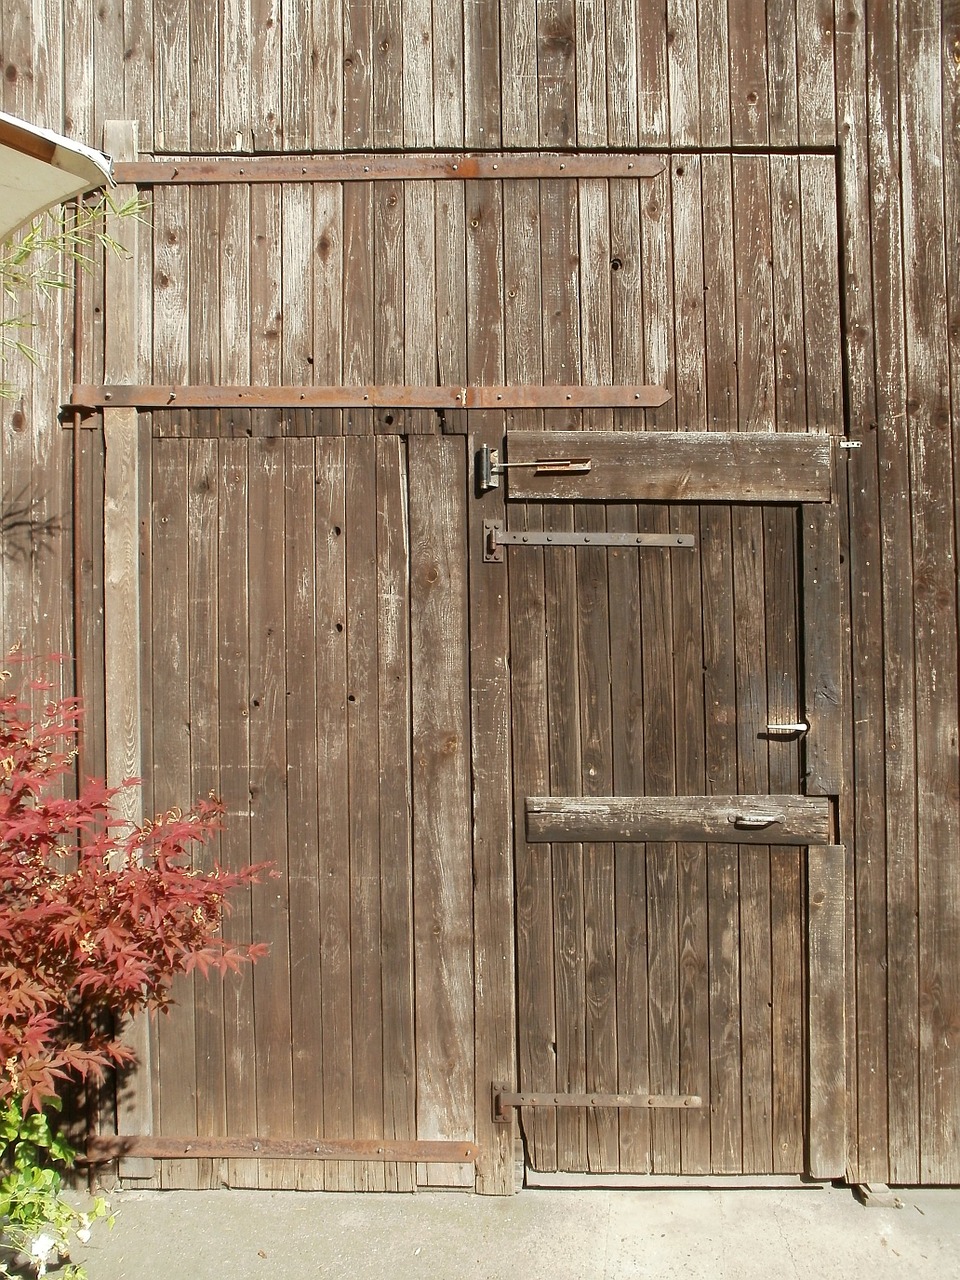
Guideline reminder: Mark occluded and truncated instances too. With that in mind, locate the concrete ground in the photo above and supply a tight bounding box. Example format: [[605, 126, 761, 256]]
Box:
[[71, 1183, 960, 1280]]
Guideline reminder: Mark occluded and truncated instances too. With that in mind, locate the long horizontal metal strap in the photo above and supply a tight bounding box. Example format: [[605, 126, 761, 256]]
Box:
[[489, 524, 695, 549], [84, 1136, 479, 1163], [70, 384, 672, 412], [112, 152, 665, 185], [492, 1085, 701, 1123]]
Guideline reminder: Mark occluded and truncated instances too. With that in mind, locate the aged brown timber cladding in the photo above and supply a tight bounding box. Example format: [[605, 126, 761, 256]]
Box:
[[728, 0, 769, 144], [375, 438, 417, 1193], [342, 182, 375, 435], [113, 154, 665, 185], [247, 438, 294, 1188], [72, 385, 671, 411], [249, 185, 282, 439], [799, 158, 843, 432], [153, 0, 189, 150], [862, 0, 909, 1184], [503, 431, 833, 501], [795, 0, 836, 146], [187, 439, 227, 1191], [313, 439, 355, 1192], [733, 158, 775, 431], [373, 181, 405, 434], [666, 0, 700, 146], [575, 0, 608, 145], [803, 505, 843, 796], [764, 505, 804, 1173], [190, 0, 220, 150], [770, 157, 807, 431], [409, 436, 474, 1188], [576, 516, 619, 1173], [150, 440, 197, 1190], [345, 437, 386, 1192], [766, 0, 799, 145], [501, 0, 538, 146], [403, 182, 437, 435], [217, 441, 258, 1190], [635, 0, 668, 143], [638, 507, 681, 1175], [283, 440, 324, 1191], [607, 519, 652, 1173], [101, 120, 154, 1182], [807, 846, 847, 1179], [526, 797, 831, 845], [466, 171, 516, 1192], [86, 1138, 478, 1163], [902, 0, 960, 1185], [373, 0, 402, 147]]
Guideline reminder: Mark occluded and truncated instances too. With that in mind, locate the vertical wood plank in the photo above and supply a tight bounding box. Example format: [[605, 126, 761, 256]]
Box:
[[281, 0, 310, 150], [501, 0, 539, 146], [804, 504, 844, 796], [635, 0, 669, 144], [151, 439, 196, 1189], [403, 182, 436, 435], [344, 437, 386, 1191], [153, 0, 189, 150], [187, 438, 225, 1191], [463, 0, 500, 146], [375, 437, 416, 1193], [102, 120, 153, 1180], [667, 0, 701, 145], [314, 439, 355, 1192], [189, 0, 219, 149], [342, 183, 375, 434], [808, 845, 847, 1178], [343, 0, 373, 147], [250, 0, 281, 149], [248, 437, 294, 1188], [727, 0, 769, 144], [769, 156, 808, 433], [766, 0, 799, 146], [403, 0, 434, 145], [218, 440, 258, 1190], [796, 0, 836, 146], [373, 0, 403, 148], [900, 0, 960, 1185], [284, 440, 323, 1190], [799, 157, 844, 433], [854, 0, 903, 1185], [310, 0, 343, 149], [432, 0, 465, 145], [537, 0, 577, 146], [575, 0, 608, 145], [605, 0, 638, 146], [410, 436, 474, 1187], [220, 0, 252, 149]]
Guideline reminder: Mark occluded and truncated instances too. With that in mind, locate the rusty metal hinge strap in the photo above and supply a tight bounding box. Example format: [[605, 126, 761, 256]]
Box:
[[492, 1084, 702, 1123], [483, 520, 695, 562]]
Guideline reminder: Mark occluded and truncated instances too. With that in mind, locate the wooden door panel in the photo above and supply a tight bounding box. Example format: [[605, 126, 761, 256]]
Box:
[[508, 501, 818, 1175]]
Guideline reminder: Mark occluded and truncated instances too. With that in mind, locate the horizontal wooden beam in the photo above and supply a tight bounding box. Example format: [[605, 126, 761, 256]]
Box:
[[112, 152, 665, 185], [505, 430, 836, 501], [525, 795, 832, 845], [70, 384, 672, 411], [84, 1136, 479, 1163]]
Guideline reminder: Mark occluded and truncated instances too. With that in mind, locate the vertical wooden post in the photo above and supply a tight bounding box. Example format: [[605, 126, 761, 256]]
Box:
[[101, 120, 153, 1179], [807, 844, 847, 1178], [803, 498, 843, 796], [468, 418, 517, 1194]]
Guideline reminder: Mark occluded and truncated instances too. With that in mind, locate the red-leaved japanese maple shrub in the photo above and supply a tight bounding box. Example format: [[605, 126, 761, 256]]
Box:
[[0, 661, 271, 1113]]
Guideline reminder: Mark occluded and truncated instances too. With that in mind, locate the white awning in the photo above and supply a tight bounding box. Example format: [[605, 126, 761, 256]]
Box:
[[0, 110, 113, 240]]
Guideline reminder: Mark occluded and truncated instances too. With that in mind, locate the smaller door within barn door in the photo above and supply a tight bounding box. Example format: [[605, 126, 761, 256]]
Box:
[[497, 431, 847, 1180]]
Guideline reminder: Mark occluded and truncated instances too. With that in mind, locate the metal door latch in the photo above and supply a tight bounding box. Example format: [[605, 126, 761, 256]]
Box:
[[766, 721, 810, 735], [477, 444, 591, 492]]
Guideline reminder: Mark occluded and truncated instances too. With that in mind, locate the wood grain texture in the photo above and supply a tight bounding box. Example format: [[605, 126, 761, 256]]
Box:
[[808, 845, 847, 1178], [504, 431, 834, 501], [526, 797, 832, 845], [409, 436, 474, 1187]]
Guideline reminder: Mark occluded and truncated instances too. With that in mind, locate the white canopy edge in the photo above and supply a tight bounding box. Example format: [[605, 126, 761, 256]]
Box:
[[0, 110, 114, 240]]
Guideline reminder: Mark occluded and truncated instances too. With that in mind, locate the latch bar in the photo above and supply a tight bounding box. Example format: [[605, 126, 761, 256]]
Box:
[[483, 520, 695, 562], [492, 1083, 702, 1123], [478, 445, 591, 492]]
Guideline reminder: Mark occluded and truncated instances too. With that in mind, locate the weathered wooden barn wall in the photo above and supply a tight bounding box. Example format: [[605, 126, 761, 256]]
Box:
[[1, 1, 958, 1188]]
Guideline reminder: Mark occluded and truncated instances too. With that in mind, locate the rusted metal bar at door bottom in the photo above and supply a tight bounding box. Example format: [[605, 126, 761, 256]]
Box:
[[492, 1085, 702, 1124], [69, 384, 672, 412], [112, 151, 665, 185], [83, 1136, 479, 1162]]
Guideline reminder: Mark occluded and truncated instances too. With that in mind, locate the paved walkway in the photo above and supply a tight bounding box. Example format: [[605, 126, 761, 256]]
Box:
[[72, 1183, 960, 1279]]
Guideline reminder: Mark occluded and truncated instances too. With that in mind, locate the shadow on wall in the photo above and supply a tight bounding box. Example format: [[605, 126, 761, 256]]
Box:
[[0, 488, 61, 560]]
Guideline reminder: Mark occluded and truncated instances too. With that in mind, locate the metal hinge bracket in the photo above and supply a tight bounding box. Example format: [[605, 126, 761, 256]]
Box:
[[477, 444, 591, 492], [483, 520, 695, 562], [492, 1083, 702, 1124]]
